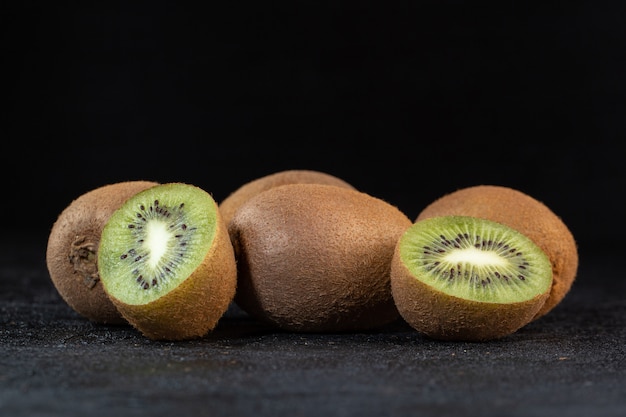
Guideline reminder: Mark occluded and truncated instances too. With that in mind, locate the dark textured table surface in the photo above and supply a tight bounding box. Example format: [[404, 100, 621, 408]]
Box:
[[1, 236, 624, 417]]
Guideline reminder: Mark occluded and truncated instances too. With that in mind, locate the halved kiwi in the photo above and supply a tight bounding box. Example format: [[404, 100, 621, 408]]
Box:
[[416, 185, 578, 320], [97, 183, 237, 341], [46, 180, 159, 324], [390, 215, 553, 342], [218, 169, 356, 226], [228, 183, 412, 333]]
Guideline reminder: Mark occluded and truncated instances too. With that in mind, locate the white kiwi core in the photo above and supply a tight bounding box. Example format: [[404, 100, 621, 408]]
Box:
[[399, 216, 553, 303], [144, 221, 172, 269], [444, 247, 507, 267]]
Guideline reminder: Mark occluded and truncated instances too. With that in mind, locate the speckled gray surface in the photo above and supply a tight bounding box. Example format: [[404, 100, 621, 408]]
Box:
[[1, 238, 624, 417]]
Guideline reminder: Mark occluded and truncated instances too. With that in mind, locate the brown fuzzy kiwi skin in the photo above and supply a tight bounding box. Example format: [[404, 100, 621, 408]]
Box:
[[416, 185, 578, 320], [105, 200, 238, 341], [228, 183, 412, 333], [390, 241, 551, 342], [45, 180, 159, 325], [218, 169, 356, 227]]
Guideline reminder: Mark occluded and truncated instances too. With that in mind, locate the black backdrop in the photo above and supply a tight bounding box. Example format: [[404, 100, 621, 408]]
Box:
[[3, 2, 625, 259]]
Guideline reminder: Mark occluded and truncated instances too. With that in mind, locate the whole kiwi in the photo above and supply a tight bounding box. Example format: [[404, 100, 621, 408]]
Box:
[[46, 180, 159, 324], [218, 169, 356, 226], [228, 183, 412, 333], [416, 184, 578, 320]]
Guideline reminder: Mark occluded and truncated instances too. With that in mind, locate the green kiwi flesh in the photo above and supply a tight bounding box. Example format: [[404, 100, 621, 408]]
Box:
[[97, 183, 237, 340], [391, 215, 553, 341]]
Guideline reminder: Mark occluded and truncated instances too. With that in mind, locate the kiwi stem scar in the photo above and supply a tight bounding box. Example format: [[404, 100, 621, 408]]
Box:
[[69, 236, 99, 289]]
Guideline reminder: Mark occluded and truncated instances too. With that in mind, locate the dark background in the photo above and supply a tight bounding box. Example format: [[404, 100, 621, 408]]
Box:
[[3, 1, 625, 257]]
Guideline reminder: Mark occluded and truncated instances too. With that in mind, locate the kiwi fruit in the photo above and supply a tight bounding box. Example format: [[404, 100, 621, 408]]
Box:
[[218, 169, 356, 226], [228, 183, 412, 333], [416, 185, 578, 320], [390, 215, 553, 341], [46, 180, 159, 324], [96, 182, 237, 341]]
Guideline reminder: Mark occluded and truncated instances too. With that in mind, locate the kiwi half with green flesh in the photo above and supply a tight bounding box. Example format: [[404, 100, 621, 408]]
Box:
[[391, 215, 553, 342], [416, 185, 578, 320], [97, 183, 237, 341], [219, 169, 356, 227], [228, 183, 412, 333], [46, 180, 159, 324]]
